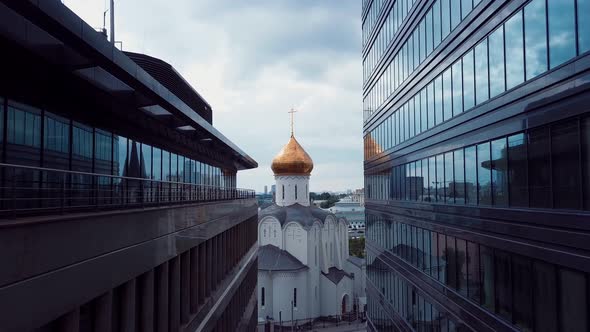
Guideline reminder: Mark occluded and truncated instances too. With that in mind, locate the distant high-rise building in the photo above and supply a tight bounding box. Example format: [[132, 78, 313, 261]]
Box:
[[0, 2, 258, 331], [271, 184, 276, 194], [264, 185, 268, 195], [363, 0, 590, 331]]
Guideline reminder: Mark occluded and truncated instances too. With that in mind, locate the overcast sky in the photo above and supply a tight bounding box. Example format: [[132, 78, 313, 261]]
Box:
[[64, 0, 363, 193]]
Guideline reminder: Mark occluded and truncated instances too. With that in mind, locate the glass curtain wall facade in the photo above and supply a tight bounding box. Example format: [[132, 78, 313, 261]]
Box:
[[0, 99, 236, 211], [363, 0, 590, 331]]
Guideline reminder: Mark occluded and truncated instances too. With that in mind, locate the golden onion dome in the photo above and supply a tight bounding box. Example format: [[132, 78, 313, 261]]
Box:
[[271, 134, 314, 176]]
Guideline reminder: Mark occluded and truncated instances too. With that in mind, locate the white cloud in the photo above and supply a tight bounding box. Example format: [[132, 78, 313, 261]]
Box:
[[64, 0, 363, 192]]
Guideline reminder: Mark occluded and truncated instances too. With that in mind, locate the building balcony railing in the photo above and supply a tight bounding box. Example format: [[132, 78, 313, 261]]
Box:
[[0, 163, 255, 219]]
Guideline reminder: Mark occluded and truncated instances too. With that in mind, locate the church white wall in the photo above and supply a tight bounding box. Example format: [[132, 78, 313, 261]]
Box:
[[322, 217, 337, 270], [307, 224, 321, 319], [344, 260, 366, 300], [258, 271, 273, 320], [284, 222, 307, 265], [275, 175, 310, 206], [319, 276, 354, 317], [271, 271, 308, 322], [259, 217, 282, 248]]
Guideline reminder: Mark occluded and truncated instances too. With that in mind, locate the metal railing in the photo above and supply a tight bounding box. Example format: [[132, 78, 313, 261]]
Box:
[[0, 163, 254, 219]]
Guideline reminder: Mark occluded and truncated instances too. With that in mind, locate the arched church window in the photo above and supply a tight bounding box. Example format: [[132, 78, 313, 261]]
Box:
[[263, 229, 267, 237], [295, 185, 298, 199], [293, 288, 297, 307], [261, 287, 265, 306], [282, 185, 285, 199]]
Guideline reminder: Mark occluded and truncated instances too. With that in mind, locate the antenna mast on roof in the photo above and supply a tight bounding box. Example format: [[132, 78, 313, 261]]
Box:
[[110, 0, 115, 44]]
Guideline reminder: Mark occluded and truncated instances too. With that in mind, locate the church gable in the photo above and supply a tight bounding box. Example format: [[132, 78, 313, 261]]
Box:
[[259, 216, 282, 248], [284, 222, 308, 265]]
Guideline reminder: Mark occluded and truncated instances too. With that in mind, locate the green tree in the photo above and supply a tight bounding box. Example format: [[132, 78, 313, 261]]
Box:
[[349, 237, 366, 258]]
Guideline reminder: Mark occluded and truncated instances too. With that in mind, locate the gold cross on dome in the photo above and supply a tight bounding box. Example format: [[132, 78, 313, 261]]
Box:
[[288, 108, 297, 136]]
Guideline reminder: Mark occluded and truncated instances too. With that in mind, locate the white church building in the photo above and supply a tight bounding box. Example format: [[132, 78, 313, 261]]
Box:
[[257, 131, 364, 325]]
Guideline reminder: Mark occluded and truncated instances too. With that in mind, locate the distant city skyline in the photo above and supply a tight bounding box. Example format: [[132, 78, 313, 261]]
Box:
[[64, 0, 363, 192]]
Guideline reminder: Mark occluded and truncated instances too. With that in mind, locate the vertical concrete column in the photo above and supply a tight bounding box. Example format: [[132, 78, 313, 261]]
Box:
[[139, 270, 155, 332], [120, 279, 136, 332], [180, 251, 190, 324], [190, 246, 199, 314], [57, 308, 80, 332], [168, 256, 181, 332], [223, 231, 228, 274], [155, 262, 169, 332], [198, 242, 206, 305], [93, 291, 112, 332], [206, 239, 212, 296]]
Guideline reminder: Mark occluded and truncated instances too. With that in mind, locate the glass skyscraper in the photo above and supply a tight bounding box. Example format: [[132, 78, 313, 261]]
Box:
[[363, 0, 590, 331]]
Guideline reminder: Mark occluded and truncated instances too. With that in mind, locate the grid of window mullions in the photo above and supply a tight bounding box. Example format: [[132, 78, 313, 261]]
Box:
[[363, 0, 420, 85], [366, 253, 460, 331], [365, 0, 590, 144], [363, 0, 484, 121], [366, 114, 590, 211], [0, 99, 236, 200], [366, 214, 590, 331]]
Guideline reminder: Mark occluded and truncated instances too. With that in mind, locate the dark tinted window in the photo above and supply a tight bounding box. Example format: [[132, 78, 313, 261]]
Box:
[[427, 82, 435, 129], [437, 233, 446, 283], [491, 138, 508, 206], [116, 136, 128, 177], [452, 60, 463, 115], [465, 146, 477, 205], [43, 113, 70, 171], [420, 90, 428, 132], [152, 148, 162, 180], [524, 0, 548, 79], [444, 152, 454, 203], [488, 26, 506, 98], [467, 242, 481, 302], [508, 134, 528, 207], [456, 238, 468, 296], [141, 144, 152, 180], [495, 250, 512, 321], [477, 142, 491, 205], [423, 158, 430, 200], [445, 235, 457, 289], [463, 50, 475, 110], [559, 269, 588, 331], [475, 40, 489, 104], [548, 0, 576, 68], [551, 119, 580, 209], [533, 261, 558, 332], [443, 68, 453, 122], [504, 11, 524, 89], [454, 149, 465, 204], [6, 103, 41, 150], [436, 154, 445, 202], [434, 76, 444, 126], [480, 245, 495, 311], [579, 0, 590, 53], [528, 126, 551, 208], [512, 255, 533, 331]]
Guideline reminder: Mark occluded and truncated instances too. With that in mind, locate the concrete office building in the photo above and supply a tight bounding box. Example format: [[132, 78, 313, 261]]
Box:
[[362, 0, 590, 331], [0, 1, 258, 331]]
